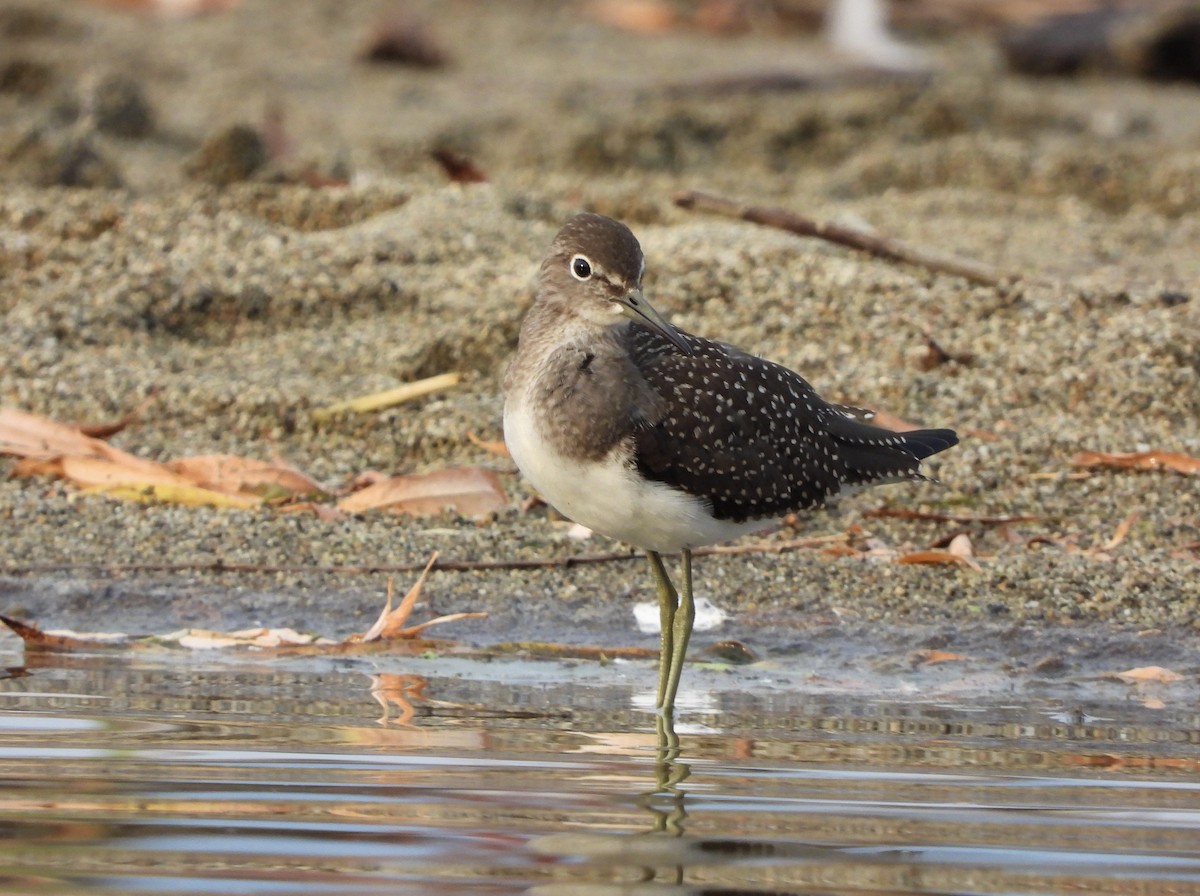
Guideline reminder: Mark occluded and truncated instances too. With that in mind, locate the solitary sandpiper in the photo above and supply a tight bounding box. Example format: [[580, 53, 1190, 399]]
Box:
[[503, 213, 958, 716]]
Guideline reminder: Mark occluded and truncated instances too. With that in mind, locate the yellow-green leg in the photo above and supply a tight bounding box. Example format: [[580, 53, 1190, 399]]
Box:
[[646, 549, 696, 716], [647, 550, 677, 711]]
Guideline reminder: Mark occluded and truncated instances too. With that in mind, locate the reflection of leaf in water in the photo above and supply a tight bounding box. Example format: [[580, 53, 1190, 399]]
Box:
[[370, 673, 429, 726]]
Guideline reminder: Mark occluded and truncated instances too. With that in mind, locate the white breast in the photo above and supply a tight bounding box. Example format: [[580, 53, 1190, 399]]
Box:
[[503, 397, 772, 554]]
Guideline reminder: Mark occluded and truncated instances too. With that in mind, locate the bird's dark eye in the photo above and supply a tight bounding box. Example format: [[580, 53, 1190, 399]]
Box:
[[570, 255, 592, 281]]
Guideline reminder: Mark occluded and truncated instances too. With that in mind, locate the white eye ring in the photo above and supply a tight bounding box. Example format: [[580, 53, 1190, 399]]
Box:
[[570, 254, 593, 281]]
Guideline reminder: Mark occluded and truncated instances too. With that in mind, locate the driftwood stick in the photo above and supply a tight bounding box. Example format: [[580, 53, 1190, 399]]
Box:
[[674, 189, 1011, 287]]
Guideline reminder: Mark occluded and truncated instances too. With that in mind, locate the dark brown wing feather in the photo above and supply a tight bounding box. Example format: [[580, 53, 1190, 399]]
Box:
[[623, 324, 958, 523]]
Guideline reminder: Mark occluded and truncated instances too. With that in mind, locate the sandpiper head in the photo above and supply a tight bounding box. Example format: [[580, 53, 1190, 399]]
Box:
[[540, 213, 692, 355]]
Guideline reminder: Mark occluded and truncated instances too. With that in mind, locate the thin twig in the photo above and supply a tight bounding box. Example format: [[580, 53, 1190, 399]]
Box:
[[0, 534, 847, 578], [867, 507, 1042, 525], [674, 189, 1011, 287]]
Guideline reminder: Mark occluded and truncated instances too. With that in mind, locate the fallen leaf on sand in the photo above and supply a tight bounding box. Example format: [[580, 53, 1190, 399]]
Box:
[[863, 407, 922, 433], [162, 627, 333, 649], [1, 406, 143, 464], [0, 615, 131, 650], [467, 431, 510, 457], [1115, 666, 1184, 684], [337, 465, 507, 517], [431, 148, 488, 184], [15, 454, 193, 489], [85, 0, 241, 15], [167, 454, 327, 499], [77, 387, 161, 438], [355, 553, 487, 642], [83, 482, 263, 509], [896, 549, 980, 571], [584, 0, 680, 32], [911, 648, 968, 665], [1073, 450, 1200, 476], [1099, 510, 1139, 551]]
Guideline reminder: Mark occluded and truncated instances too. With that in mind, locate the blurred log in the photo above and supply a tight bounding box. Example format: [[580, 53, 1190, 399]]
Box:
[[1001, 3, 1200, 82]]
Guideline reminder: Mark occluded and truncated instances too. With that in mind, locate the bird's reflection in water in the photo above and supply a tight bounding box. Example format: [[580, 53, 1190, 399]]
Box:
[[530, 713, 816, 895]]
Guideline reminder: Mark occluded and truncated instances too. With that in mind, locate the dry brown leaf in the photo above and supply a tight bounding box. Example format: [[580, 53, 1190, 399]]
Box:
[[165, 627, 331, 649], [584, 0, 680, 32], [1, 406, 135, 462], [896, 549, 979, 570], [337, 465, 507, 517], [360, 560, 433, 642], [355, 554, 488, 642], [361, 12, 449, 67], [467, 431, 510, 457], [1073, 450, 1200, 476], [77, 387, 161, 438], [911, 648, 968, 665], [167, 454, 327, 499], [431, 148, 488, 184], [1115, 665, 1184, 684], [85, 0, 241, 14], [1100, 511, 1139, 551], [18, 454, 191, 490], [1142, 696, 1167, 709], [866, 408, 923, 433], [0, 615, 130, 651]]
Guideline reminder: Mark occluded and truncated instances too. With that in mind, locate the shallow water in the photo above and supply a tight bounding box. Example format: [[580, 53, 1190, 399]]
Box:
[[1, 647, 1198, 895]]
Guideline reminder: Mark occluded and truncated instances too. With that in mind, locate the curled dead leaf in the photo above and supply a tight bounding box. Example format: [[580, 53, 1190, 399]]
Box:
[[584, 0, 680, 32], [431, 148, 487, 184], [896, 549, 980, 571], [167, 454, 327, 499], [0, 615, 131, 651], [355, 554, 489, 643], [164, 627, 332, 649], [862, 407, 922, 433], [1100, 511, 1139, 551], [910, 648, 968, 665], [337, 465, 507, 518], [15, 454, 190, 489], [1, 406, 144, 464], [1115, 665, 1184, 684], [467, 431, 510, 458], [1073, 450, 1200, 476]]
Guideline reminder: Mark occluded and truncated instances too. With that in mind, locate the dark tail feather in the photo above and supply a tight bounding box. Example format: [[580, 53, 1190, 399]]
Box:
[[826, 416, 959, 489], [897, 428, 959, 460]]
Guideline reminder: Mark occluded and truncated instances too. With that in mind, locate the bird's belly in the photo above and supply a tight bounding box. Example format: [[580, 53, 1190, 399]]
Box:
[[504, 402, 771, 553]]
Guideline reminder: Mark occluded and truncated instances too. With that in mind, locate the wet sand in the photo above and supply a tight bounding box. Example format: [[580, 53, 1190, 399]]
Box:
[[1, 1, 1198, 685]]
